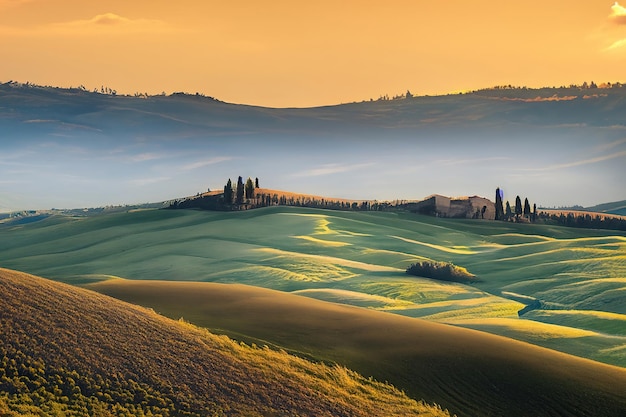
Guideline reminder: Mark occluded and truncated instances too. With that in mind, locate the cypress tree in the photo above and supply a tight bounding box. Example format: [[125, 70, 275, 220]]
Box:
[[236, 176, 244, 205], [223, 179, 233, 205], [495, 188, 505, 220], [515, 196, 522, 218], [523, 198, 531, 218], [505, 201, 512, 220], [245, 177, 255, 199]]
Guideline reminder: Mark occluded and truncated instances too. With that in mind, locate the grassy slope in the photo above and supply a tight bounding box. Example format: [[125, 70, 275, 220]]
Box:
[[86, 278, 626, 417], [0, 267, 446, 417], [0, 206, 624, 367]]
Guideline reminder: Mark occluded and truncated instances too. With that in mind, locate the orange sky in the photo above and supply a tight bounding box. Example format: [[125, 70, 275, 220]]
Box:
[[1, 0, 625, 107]]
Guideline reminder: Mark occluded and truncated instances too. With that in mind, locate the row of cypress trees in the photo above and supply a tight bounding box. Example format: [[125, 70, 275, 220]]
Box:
[[495, 187, 537, 221], [223, 176, 259, 205]]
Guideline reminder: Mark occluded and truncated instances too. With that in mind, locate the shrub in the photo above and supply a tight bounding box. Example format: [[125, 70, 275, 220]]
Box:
[[406, 261, 478, 283]]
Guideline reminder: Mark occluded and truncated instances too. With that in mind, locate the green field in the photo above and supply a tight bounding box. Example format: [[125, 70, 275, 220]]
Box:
[[1, 206, 625, 367]]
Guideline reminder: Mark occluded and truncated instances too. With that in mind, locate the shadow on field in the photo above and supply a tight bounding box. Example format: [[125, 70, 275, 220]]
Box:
[[87, 279, 626, 417]]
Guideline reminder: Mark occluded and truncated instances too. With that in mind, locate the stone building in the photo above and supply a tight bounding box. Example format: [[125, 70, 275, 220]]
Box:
[[408, 194, 495, 220]]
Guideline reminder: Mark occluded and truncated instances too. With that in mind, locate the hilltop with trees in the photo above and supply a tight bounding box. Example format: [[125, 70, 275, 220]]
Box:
[[168, 177, 393, 212], [494, 187, 626, 230], [168, 180, 626, 230]]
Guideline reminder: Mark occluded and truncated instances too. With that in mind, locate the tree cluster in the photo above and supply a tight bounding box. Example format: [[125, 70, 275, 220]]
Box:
[[221, 176, 258, 207], [170, 176, 403, 212], [494, 188, 626, 231], [494, 188, 537, 223], [406, 261, 478, 283], [536, 211, 626, 231]]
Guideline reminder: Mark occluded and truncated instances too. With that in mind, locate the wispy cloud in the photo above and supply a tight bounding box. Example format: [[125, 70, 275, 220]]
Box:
[[610, 2, 626, 24], [607, 38, 626, 50], [0, 12, 173, 36], [294, 162, 375, 177], [521, 150, 626, 172], [435, 156, 510, 166], [603, 2, 626, 50], [51, 13, 171, 34], [128, 177, 171, 186], [181, 157, 232, 171], [130, 152, 167, 162], [594, 138, 626, 153]]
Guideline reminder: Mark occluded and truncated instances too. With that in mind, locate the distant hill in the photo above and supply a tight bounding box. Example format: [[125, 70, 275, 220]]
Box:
[[0, 267, 447, 417], [585, 200, 626, 216], [3, 81, 626, 142]]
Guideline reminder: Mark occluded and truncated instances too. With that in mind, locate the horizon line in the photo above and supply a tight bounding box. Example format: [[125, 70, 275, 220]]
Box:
[[3, 79, 625, 109]]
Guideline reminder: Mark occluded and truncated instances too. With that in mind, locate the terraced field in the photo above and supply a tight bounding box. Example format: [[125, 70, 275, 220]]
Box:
[[1, 206, 625, 367]]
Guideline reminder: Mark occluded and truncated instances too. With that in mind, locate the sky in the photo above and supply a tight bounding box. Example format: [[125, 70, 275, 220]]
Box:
[[1, 1, 626, 212], [1, 0, 626, 107]]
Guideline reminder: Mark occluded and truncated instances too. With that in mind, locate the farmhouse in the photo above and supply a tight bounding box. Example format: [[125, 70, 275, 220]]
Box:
[[408, 194, 495, 219]]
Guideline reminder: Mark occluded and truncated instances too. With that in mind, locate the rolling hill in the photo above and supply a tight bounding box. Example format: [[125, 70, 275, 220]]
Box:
[[0, 267, 447, 417], [85, 278, 626, 417], [0, 206, 624, 370], [3, 82, 626, 140]]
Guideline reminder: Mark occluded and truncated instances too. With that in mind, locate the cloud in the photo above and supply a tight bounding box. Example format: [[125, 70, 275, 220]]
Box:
[[607, 38, 626, 50], [0, 12, 173, 36], [294, 163, 375, 177], [181, 157, 232, 171], [130, 152, 167, 162], [610, 2, 626, 24], [62, 13, 139, 28], [603, 2, 626, 50], [52, 13, 171, 34], [128, 177, 171, 187], [435, 156, 510, 166], [521, 150, 626, 172], [594, 138, 626, 152]]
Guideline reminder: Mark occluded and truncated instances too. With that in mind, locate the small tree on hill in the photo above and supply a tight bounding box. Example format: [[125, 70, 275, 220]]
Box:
[[505, 201, 512, 220], [255, 177, 259, 188], [236, 176, 244, 205]]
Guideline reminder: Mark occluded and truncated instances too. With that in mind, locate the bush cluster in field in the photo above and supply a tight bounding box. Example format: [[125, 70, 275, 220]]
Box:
[[406, 261, 478, 283]]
